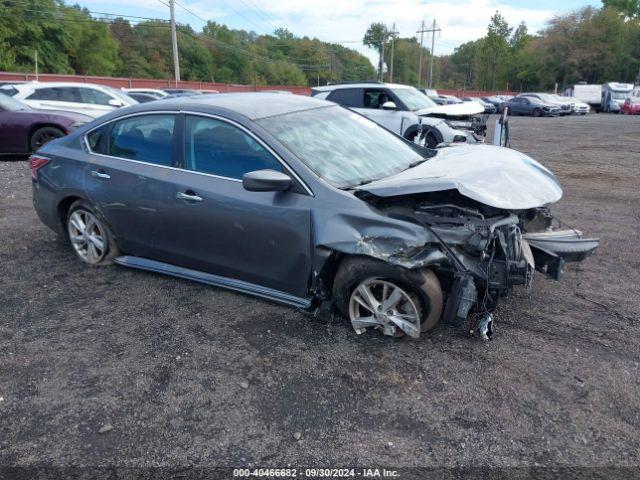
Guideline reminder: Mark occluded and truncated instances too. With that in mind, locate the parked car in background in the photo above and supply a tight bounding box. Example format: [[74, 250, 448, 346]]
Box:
[[620, 96, 640, 115], [481, 96, 507, 113], [521, 93, 573, 115], [0, 82, 137, 118], [437, 94, 462, 104], [507, 96, 561, 117], [29, 93, 598, 340], [418, 88, 440, 103], [461, 96, 497, 114], [122, 88, 168, 99], [551, 94, 590, 114], [564, 83, 601, 111], [0, 92, 91, 154], [163, 88, 203, 96], [126, 92, 161, 103], [311, 83, 484, 148], [601, 82, 634, 113]]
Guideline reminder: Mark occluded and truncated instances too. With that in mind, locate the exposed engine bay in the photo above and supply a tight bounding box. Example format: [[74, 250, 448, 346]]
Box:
[[347, 189, 599, 338]]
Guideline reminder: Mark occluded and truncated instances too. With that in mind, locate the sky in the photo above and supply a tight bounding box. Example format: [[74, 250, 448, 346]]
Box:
[[76, 0, 602, 65]]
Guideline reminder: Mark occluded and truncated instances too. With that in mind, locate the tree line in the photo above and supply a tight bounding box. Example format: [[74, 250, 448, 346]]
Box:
[[1, 0, 638, 89], [367, 1, 639, 91], [0, 0, 375, 85]]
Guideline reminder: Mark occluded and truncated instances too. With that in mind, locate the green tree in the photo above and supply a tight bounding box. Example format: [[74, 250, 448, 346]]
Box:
[[603, 0, 640, 18], [363, 22, 389, 79], [480, 11, 512, 89]]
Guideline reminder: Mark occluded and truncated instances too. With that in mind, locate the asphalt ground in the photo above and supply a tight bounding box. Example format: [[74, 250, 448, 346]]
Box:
[[1, 113, 639, 477]]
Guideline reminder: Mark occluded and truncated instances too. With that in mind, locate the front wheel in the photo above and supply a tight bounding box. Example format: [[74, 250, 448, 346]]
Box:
[[532, 108, 542, 117], [30, 126, 65, 152], [333, 257, 444, 338], [66, 200, 119, 265]]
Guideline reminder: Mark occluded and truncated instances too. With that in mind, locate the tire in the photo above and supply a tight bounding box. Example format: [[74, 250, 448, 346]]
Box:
[[532, 108, 542, 117], [30, 126, 65, 152], [424, 132, 439, 148], [66, 199, 120, 266], [332, 256, 444, 336]]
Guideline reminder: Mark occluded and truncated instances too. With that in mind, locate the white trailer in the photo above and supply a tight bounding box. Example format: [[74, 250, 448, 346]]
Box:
[[564, 83, 601, 110], [601, 82, 634, 113]]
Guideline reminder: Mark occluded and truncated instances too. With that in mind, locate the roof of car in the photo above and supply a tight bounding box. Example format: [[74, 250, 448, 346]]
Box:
[[129, 92, 333, 120], [4, 82, 113, 91], [312, 82, 415, 92]]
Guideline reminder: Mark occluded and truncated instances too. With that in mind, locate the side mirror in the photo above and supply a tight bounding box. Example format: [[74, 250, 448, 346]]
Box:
[[242, 169, 292, 192], [108, 98, 124, 107], [381, 101, 397, 110]]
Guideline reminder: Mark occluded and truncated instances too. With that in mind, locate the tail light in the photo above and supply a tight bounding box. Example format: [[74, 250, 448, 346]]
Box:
[[29, 155, 50, 180]]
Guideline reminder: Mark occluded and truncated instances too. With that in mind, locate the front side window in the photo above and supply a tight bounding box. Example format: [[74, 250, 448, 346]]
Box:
[[108, 114, 175, 166], [78, 88, 113, 105], [363, 90, 390, 109], [183, 115, 283, 180], [257, 105, 428, 188]]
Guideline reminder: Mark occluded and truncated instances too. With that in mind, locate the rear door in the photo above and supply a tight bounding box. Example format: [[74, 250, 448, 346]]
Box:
[[160, 113, 313, 297], [84, 112, 181, 259]]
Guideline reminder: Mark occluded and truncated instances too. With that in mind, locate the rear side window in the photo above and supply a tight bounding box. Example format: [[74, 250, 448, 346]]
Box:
[[183, 115, 283, 180], [327, 88, 360, 107], [86, 124, 109, 154], [26, 88, 58, 101], [108, 114, 175, 166], [27, 87, 81, 103]]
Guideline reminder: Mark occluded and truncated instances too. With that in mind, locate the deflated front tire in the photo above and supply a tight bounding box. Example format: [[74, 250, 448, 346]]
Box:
[[332, 257, 444, 338]]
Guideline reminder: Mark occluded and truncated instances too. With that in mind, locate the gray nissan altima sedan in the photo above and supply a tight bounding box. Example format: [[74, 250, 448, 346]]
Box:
[[30, 93, 598, 339]]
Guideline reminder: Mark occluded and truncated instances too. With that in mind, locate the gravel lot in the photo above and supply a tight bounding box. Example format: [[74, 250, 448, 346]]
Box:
[[1, 114, 639, 474]]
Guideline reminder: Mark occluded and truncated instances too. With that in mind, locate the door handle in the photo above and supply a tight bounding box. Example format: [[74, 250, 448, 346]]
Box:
[[176, 191, 203, 202], [90, 170, 110, 179]]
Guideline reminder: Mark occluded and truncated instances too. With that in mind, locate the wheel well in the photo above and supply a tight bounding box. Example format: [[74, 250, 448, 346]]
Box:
[[57, 196, 82, 234], [27, 123, 67, 146]]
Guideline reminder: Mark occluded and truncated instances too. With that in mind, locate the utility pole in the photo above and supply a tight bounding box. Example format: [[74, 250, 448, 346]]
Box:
[[427, 19, 441, 89], [169, 0, 180, 85], [380, 42, 385, 82], [34, 50, 38, 81], [389, 23, 399, 83], [417, 20, 426, 88]]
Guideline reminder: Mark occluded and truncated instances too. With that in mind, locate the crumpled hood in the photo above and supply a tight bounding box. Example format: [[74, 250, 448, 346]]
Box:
[[355, 144, 563, 210], [416, 102, 485, 117]]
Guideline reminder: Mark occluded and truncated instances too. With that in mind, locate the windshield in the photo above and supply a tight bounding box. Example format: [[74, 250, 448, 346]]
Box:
[[0, 92, 31, 111], [257, 106, 428, 188], [391, 87, 437, 111], [611, 92, 630, 100]]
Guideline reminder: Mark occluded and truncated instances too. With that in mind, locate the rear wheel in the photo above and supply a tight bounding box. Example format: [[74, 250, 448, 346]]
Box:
[[30, 126, 65, 152], [333, 257, 443, 338], [66, 200, 119, 266]]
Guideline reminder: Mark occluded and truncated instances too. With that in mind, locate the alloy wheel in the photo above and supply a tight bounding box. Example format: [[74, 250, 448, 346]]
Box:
[[67, 210, 107, 264], [348, 279, 421, 338]]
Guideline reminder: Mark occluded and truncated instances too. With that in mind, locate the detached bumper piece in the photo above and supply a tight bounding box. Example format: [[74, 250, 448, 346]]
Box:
[[524, 230, 599, 280]]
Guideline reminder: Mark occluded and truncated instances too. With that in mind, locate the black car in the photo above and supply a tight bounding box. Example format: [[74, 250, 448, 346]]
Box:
[[29, 93, 597, 340]]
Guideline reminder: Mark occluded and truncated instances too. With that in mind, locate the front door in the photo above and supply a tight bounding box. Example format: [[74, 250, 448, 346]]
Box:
[[160, 114, 313, 297]]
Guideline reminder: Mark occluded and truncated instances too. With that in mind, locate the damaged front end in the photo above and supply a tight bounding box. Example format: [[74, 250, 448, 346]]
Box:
[[338, 192, 599, 338]]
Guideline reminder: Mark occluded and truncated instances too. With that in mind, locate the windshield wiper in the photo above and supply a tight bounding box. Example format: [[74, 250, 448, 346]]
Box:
[[406, 158, 428, 170]]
